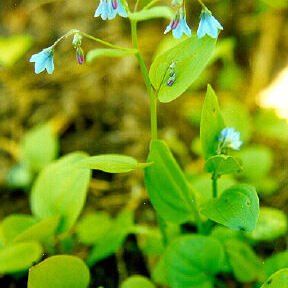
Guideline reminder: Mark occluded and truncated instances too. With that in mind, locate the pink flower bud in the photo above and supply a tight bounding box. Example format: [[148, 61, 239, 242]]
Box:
[[76, 47, 84, 65]]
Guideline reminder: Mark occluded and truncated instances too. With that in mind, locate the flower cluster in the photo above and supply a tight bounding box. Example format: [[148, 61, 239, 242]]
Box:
[[218, 128, 243, 151], [94, 0, 127, 20]]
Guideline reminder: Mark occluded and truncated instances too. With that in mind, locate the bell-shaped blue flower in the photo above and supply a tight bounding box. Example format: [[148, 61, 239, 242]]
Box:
[[94, 0, 127, 20], [218, 127, 243, 150], [164, 8, 191, 40], [197, 9, 223, 39], [29, 47, 54, 74]]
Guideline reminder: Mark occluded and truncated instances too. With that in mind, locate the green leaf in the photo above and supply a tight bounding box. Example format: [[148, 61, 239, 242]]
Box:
[[13, 216, 60, 244], [28, 255, 90, 288], [200, 184, 259, 232], [225, 239, 261, 283], [164, 235, 225, 288], [152, 257, 169, 286], [1, 214, 36, 245], [76, 212, 112, 245], [237, 146, 273, 181], [261, 269, 288, 288], [87, 211, 134, 266], [247, 207, 287, 241], [86, 49, 137, 63], [31, 152, 91, 233], [264, 251, 288, 278], [204, 155, 242, 176], [0, 34, 33, 67], [0, 241, 43, 273], [6, 164, 33, 189], [144, 140, 194, 224], [128, 6, 174, 21], [149, 37, 216, 103], [21, 123, 59, 172], [200, 85, 225, 160], [78, 154, 149, 173], [121, 275, 156, 288]]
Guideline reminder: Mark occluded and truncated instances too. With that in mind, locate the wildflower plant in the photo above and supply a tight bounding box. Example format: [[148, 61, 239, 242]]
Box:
[[1, 0, 286, 288]]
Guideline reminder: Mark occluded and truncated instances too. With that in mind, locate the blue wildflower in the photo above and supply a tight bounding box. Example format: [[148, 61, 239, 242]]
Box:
[[218, 128, 243, 151], [197, 9, 223, 39], [94, 0, 127, 20], [164, 8, 191, 40], [29, 47, 54, 74]]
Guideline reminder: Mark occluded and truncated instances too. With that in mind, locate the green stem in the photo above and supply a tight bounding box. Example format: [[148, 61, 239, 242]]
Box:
[[212, 173, 218, 198], [130, 20, 158, 140], [197, 0, 207, 9], [158, 216, 168, 246], [143, 0, 161, 10]]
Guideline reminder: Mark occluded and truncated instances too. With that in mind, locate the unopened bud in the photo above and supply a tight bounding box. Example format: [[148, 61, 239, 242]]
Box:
[[76, 47, 84, 64], [72, 33, 82, 48]]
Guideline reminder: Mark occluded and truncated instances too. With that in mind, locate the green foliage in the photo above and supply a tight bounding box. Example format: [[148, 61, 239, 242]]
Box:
[[164, 235, 225, 288], [264, 251, 288, 278], [149, 37, 216, 103], [261, 269, 288, 288], [200, 85, 225, 160], [78, 154, 150, 173], [201, 184, 259, 232], [86, 49, 137, 63], [76, 212, 112, 245], [28, 255, 90, 288], [0, 34, 33, 67], [247, 207, 287, 241], [225, 239, 261, 282], [0, 241, 43, 273], [204, 154, 242, 176], [31, 152, 91, 233], [86, 211, 134, 266], [129, 7, 174, 21], [21, 123, 59, 172], [6, 164, 33, 189], [121, 275, 156, 288], [144, 140, 194, 224]]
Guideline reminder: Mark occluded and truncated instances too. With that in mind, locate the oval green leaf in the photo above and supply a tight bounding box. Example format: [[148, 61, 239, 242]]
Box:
[[264, 251, 288, 279], [200, 85, 225, 160], [144, 140, 194, 224], [200, 184, 259, 232], [86, 48, 137, 63], [121, 275, 156, 288], [31, 152, 91, 233], [128, 7, 174, 21], [204, 155, 242, 176], [149, 37, 216, 103], [261, 269, 288, 288], [164, 235, 225, 288], [28, 255, 90, 288], [0, 241, 43, 273]]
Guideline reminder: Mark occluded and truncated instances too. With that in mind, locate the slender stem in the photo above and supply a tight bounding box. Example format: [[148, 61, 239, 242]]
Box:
[[81, 32, 135, 51], [134, 0, 140, 11], [212, 173, 218, 198], [130, 20, 157, 140], [158, 216, 168, 246], [143, 0, 161, 10], [197, 0, 207, 9]]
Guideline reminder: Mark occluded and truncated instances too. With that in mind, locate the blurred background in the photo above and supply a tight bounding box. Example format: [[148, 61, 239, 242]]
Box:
[[0, 0, 287, 287]]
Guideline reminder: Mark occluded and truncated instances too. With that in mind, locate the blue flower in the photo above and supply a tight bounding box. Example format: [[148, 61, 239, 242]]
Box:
[[164, 8, 191, 40], [29, 47, 54, 74], [218, 128, 243, 150], [94, 0, 127, 20], [197, 9, 223, 39]]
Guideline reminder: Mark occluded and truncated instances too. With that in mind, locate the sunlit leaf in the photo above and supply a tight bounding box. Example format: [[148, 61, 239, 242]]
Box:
[[121, 275, 156, 288], [129, 6, 174, 21], [261, 269, 288, 288]]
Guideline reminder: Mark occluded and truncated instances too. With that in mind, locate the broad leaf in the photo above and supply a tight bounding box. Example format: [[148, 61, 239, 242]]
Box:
[[0, 241, 43, 273], [264, 251, 288, 279], [225, 239, 261, 283], [200, 85, 225, 160], [164, 235, 225, 288], [31, 152, 91, 233], [86, 49, 137, 63], [261, 269, 288, 288], [144, 140, 194, 224], [21, 123, 59, 172], [87, 211, 133, 266], [121, 275, 156, 288], [201, 184, 259, 232], [78, 154, 149, 173], [149, 37, 216, 103], [204, 155, 242, 176], [28, 255, 90, 288], [247, 207, 287, 241], [128, 7, 174, 21], [76, 212, 112, 245]]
